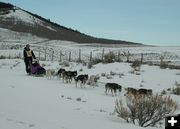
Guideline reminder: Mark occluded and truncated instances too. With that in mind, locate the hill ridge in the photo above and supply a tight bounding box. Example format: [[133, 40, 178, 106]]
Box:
[[0, 2, 143, 45]]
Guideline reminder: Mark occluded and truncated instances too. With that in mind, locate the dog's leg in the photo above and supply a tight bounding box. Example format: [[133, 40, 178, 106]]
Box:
[[105, 87, 107, 95], [62, 76, 64, 83], [111, 89, 114, 97], [83, 80, 86, 88], [114, 89, 117, 96], [80, 80, 84, 88], [75, 81, 77, 87]]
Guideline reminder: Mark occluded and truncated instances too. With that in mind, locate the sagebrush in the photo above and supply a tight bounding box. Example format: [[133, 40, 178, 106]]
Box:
[[115, 94, 178, 127]]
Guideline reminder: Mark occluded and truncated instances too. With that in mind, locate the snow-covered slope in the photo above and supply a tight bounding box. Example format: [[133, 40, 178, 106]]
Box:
[[0, 28, 46, 44], [3, 9, 40, 25], [0, 9, 57, 32]]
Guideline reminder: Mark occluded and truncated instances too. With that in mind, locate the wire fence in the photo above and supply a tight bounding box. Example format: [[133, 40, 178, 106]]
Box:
[[0, 43, 180, 68]]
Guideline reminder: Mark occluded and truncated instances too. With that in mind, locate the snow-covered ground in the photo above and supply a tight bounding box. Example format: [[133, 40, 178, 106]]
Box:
[[0, 28, 180, 129], [0, 58, 180, 129]]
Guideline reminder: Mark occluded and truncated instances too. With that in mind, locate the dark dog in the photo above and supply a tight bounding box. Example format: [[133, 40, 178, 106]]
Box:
[[62, 70, 77, 83], [138, 88, 152, 95], [125, 87, 152, 98], [57, 68, 66, 78], [75, 74, 88, 88], [69, 71, 77, 82], [125, 87, 138, 95], [105, 83, 122, 96]]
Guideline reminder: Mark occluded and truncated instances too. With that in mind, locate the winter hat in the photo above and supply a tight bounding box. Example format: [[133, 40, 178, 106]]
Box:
[[26, 44, 30, 47]]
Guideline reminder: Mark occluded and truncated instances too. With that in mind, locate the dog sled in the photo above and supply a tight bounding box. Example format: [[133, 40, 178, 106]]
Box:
[[30, 60, 46, 76]]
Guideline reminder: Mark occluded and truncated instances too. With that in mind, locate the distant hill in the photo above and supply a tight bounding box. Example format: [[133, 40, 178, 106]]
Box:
[[0, 2, 143, 45]]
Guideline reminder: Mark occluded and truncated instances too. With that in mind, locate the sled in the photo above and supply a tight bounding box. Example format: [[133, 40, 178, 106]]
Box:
[[30, 61, 46, 77]]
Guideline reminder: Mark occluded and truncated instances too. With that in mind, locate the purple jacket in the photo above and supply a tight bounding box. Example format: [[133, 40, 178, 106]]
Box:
[[31, 62, 41, 74]]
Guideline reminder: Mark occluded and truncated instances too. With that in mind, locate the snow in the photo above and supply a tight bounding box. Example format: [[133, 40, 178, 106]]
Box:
[[0, 9, 57, 32], [2, 10, 41, 25], [0, 28, 46, 45], [0, 58, 179, 129], [46, 26, 57, 32]]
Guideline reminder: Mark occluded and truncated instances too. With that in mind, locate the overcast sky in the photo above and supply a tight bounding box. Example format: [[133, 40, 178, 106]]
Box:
[[1, 0, 180, 46]]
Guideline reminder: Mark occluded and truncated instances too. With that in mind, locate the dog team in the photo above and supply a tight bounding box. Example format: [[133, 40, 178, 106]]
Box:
[[45, 68, 153, 97]]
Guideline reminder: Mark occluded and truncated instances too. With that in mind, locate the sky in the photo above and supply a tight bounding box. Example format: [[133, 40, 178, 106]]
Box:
[[1, 0, 180, 46]]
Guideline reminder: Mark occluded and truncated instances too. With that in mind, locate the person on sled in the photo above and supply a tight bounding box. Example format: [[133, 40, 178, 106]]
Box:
[[23, 44, 36, 74]]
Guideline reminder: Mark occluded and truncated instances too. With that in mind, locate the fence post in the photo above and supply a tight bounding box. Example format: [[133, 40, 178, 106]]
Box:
[[127, 51, 130, 62], [44, 48, 46, 61], [65, 51, 67, 61], [59, 50, 62, 62], [51, 50, 54, 62], [102, 48, 104, 62], [118, 50, 121, 62], [141, 53, 143, 64], [69, 51, 71, 62], [78, 49, 81, 62], [90, 51, 92, 62], [38, 49, 40, 61]]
